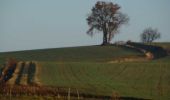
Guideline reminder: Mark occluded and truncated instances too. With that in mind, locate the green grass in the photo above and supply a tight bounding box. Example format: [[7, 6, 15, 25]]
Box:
[[0, 65, 3, 68], [39, 61, 170, 100], [0, 45, 143, 64], [152, 56, 170, 63], [0, 43, 170, 100]]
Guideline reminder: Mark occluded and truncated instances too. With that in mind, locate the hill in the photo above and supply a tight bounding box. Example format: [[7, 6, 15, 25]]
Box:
[[0, 45, 144, 64], [0, 43, 170, 100]]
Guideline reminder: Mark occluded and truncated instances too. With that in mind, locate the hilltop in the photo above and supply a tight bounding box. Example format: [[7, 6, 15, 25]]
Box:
[[0, 45, 144, 64]]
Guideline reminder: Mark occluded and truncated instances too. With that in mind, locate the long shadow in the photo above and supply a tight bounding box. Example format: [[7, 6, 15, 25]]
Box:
[[120, 96, 152, 100], [58, 93, 152, 100], [80, 95, 152, 100], [126, 42, 168, 59]]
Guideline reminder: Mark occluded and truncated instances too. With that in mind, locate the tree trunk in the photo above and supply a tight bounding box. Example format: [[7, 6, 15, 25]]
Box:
[[102, 32, 108, 45], [108, 32, 113, 44], [102, 25, 109, 45]]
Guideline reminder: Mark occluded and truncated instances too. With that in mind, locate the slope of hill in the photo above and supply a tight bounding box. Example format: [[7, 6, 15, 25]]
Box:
[[0, 45, 144, 64], [0, 43, 170, 100]]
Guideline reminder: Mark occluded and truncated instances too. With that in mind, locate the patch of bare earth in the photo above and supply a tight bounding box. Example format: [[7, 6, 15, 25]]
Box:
[[108, 56, 148, 63]]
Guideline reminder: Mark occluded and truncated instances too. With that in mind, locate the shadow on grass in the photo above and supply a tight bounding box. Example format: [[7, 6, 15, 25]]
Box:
[[80, 94, 151, 100], [120, 96, 151, 100], [126, 42, 168, 59]]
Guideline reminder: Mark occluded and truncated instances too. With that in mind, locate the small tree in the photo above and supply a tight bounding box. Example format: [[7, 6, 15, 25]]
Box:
[[86, 1, 129, 45], [141, 27, 161, 43]]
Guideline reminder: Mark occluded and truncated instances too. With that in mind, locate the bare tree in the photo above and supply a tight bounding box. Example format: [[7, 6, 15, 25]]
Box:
[[86, 1, 129, 45], [141, 27, 161, 43]]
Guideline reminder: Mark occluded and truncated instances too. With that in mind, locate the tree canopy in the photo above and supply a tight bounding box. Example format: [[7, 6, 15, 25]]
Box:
[[141, 27, 161, 43], [86, 1, 129, 45]]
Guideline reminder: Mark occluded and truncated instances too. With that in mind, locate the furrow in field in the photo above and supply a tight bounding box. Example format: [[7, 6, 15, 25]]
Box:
[[80, 64, 99, 92], [161, 64, 170, 98], [140, 64, 156, 98], [84, 64, 115, 95], [142, 63, 164, 99], [64, 64, 80, 86], [156, 64, 165, 98], [130, 65, 150, 98], [68, 65, 83, 86], [69, 63, 99, 93], [61, 63, 86, 89], [59, 63, 73, 86], [15, 62, 25, 85], [41, 62, 54, 85], [19, 62, 29, 85], [131, 66, 146, 90], [14, 61, 38, 85], [34, 62, 41, 85], [6, 62, 22, 85], [110, 64, 127, 80], [163, 64, 170, 98], [27, 61, 38, 85]]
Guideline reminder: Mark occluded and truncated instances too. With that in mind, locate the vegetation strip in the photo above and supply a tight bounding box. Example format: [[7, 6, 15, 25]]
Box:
[[6, 62, 22, 85], [27, 62, 36, 85], [15, 62, 25, 85], [34, 62, 41, 85]]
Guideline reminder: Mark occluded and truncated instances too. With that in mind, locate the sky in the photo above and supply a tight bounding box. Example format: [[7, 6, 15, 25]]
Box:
[[0, 0, 170, 52]]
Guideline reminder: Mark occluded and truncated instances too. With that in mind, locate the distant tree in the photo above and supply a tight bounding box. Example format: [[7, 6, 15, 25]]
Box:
[[86, 1, 129, 45], [141, 27, 161, 43]]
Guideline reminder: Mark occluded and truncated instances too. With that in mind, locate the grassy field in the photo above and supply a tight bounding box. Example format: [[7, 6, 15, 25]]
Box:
[[38, 61, 170, 100], [0, 45, 143, 64], [0, 43, 170, 100]]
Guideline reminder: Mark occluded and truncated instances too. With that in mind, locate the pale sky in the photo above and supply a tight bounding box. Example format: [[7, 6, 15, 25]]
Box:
[[0, 0, 170, 52]]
